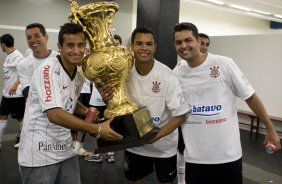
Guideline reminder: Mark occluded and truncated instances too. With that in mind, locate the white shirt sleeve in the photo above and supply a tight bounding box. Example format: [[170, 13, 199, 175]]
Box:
[[17, 58, 31, 92], [228, 59, 255, 100]]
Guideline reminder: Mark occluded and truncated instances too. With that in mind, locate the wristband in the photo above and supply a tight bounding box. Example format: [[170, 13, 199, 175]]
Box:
[[96, 123, 102, 139]]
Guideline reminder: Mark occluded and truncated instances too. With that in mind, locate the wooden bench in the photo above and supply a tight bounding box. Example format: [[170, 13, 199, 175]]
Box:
[[237, 110, 282, 138]]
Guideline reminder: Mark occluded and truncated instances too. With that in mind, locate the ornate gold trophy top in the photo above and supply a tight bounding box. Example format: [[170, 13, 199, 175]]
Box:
[[69, 0, 138, 119]]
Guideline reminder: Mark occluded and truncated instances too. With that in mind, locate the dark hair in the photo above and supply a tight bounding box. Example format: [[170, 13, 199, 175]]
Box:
[[26, 23, 47, 36], [199, 33, 210, 42], [58, 23, 86, 45], [114, 34, 122, 44], [0, 34, 14, 47], [131, 26, 157, 44], [173, 22, 198, 40]]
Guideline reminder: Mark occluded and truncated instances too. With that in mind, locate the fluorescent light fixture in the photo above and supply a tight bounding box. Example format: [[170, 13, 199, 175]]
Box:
[[229, 4, 251, 11], [252, 9, 271, 15], [274, 14, 282, 19], [205, 0, 224, 5]]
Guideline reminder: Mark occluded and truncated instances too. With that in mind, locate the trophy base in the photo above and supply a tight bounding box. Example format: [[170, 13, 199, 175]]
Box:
[[141, 126, 160, 143], [95, 107, 159, 153], [95, 114, 143, 153]]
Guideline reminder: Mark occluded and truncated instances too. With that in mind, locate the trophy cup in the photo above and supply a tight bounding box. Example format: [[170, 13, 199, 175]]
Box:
[[69, 0, 159, 153]]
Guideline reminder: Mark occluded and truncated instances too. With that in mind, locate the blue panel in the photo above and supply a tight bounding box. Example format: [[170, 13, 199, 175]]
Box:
[[270, 21, 282, 29]]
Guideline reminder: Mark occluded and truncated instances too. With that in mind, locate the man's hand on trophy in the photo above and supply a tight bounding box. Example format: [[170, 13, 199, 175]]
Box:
[[99, 117, 123, 141], [96, 84, 115, 103]]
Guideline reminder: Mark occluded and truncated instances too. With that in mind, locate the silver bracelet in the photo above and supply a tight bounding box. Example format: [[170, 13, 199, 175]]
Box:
[[96, 123, 102, 139]]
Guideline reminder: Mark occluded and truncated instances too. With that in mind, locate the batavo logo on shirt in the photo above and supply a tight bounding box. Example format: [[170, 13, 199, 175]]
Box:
[[43, 65, 52, 102], [188, 104, 222, 116]]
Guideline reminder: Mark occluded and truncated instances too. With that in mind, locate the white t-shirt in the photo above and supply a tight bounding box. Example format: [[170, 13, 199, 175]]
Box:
[[18, 56, 84, 167], [89, 85, 106, 107], [126, 60, 189, 158], [17, 49, 58, 93], [2, 49, 23, 98], [80, 78, 91, 94], [173, 53, 255, 164]]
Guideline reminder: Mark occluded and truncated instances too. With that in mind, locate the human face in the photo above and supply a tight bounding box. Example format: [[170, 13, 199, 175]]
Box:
[[199, 37, 210, 54], [174, 30, 200, 62], [131, 33, 156, 64], [58, 32, 86, 66], [114, 39, 121, 46], [26, 27, 48, 53]]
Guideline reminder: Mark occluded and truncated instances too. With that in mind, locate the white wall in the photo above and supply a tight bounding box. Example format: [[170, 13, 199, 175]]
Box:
[[179, 1, 282, 36], [0, 0, 134, 53], [0, 0, 135, 92]]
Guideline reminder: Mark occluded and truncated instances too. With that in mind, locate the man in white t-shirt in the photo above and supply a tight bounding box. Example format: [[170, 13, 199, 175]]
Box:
[[177, 32, 211, 184], [172, 22, 281, 184], [15, 23, 58, 149], [0, 34, 25, 150], [18, 22, 123, 184], [17, 23, 59, 99], [99, 26, 189, 184], [125, 26, 188, 184]]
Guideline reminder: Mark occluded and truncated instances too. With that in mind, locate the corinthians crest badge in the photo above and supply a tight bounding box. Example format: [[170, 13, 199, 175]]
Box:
[[210, 65, 220, 78], [152, 81, 161, 93]]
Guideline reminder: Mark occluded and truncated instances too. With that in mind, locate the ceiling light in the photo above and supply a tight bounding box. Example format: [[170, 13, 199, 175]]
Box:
[[205, 0, 224, 5], [252, 9, 271, 15], [274, 14, 282, 19], [229, 4, 251, 12]]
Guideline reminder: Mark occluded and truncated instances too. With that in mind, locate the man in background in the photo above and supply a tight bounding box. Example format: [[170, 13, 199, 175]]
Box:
[[198, 33, 210, 55], [114, 34, 122, 46], [0, 34, 25, 149], [17, 23, 58, 99]]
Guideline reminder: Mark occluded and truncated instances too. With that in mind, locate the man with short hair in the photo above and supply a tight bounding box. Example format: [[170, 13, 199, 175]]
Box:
[[0, 34, 25, 149], [114, 34, 122, 46], [198, 33, 210, 55], [17, 23, 59, 99], [173, 22, 281, 184], [18, 22, 122, 184]]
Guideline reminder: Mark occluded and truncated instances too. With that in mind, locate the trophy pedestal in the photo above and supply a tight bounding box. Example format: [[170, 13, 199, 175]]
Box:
[[95, 107, 160, 153]]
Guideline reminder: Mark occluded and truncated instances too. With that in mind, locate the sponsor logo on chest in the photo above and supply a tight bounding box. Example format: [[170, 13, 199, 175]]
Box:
[[43, 65, 52, 102], [189, 104, 222, 116]]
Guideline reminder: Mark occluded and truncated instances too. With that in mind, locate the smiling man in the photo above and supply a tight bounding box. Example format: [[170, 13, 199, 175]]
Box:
[[18, 23, 122, 184], [173, 22, 281, 184], [121, 26, 189, 184], [17, 23, 58, 99]]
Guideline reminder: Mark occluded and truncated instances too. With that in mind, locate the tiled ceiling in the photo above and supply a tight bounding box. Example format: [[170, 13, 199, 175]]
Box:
[[182, 0, 282, 23]]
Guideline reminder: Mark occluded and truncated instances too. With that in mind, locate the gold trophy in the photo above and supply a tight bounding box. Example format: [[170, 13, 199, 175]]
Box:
[[69, 0, 159, 153]]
